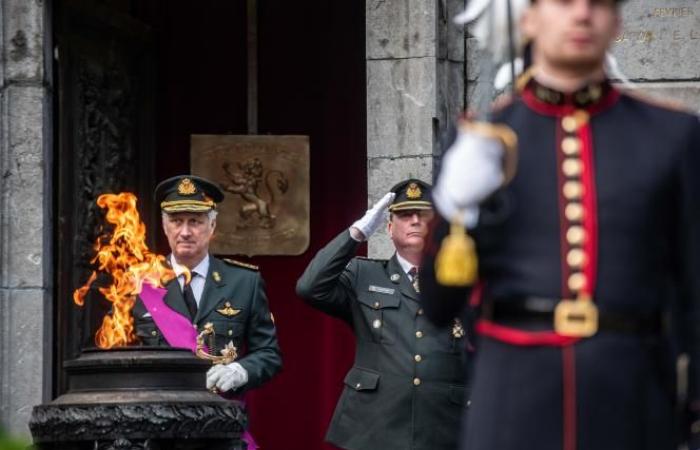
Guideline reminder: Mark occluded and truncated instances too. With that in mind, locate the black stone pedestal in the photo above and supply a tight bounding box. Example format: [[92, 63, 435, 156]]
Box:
[[29, 348, 246, 450]]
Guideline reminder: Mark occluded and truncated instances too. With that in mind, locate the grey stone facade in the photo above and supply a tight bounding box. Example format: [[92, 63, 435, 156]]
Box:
[[0, 0, 52, 436]]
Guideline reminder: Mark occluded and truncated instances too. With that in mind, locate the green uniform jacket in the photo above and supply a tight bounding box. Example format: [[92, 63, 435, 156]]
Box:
[[296, 230, 471, 450], [133, 255, 282, 392]]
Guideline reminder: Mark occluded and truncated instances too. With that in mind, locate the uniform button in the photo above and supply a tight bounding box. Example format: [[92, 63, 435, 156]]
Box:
[[372, 319, 382, 329], [355, 383, 361, 390], [467, 400, 472, 407], [563, 181, 584, 200], [566, 226, 586, 245], [565, 203, 584, 222], [228, 329, 233, 336], [561, 137, 581, 155], [574, 109, 590, 126], [413, 378, 421, 386], [415, 331, 424, 338], [567, 248, 587, 268], [568, 273, 587, 291], [562, 116, 578, 133], [562, 159, 583, 177], [151, 330, 158, 336], [417, 308, 424, 316], [373, 301, 380, 309], [415, 354, 423, 362]]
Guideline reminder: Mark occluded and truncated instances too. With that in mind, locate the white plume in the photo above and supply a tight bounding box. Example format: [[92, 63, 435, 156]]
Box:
[[605, 53, 635, 89], [455, 0, 530, 63], [494, 57, 524, 91], [454, 0, 492, 25]]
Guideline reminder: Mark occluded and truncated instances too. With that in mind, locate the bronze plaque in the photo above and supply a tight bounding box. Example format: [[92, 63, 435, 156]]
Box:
[[191, 135, 310, 256]]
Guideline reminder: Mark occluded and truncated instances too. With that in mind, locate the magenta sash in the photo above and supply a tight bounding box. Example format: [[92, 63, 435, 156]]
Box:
[[139, 283, 199, 352]]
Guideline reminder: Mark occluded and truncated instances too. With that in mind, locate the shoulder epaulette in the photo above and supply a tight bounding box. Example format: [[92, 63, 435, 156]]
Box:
[[222, 258, 259, 271], [620, 88, 695, 114]]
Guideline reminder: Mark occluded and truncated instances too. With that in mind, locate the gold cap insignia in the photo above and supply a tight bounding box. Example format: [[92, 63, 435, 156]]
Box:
[[216, 302, 241, 317], [178, 178, 197, 195], [406, 182, 421, 199], [212, 271, 221, 282]]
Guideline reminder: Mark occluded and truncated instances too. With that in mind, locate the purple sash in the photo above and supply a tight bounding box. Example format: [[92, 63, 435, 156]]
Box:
[[139, 283, 199, 352]]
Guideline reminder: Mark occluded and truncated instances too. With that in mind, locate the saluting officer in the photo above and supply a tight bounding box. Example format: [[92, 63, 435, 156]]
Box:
[[134, 175, 282, 394], [296, 179, 471, 450], [421, 1, 700, 450]]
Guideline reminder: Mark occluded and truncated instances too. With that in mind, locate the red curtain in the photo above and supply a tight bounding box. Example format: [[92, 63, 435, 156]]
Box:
[[148, 1, 366, 448]]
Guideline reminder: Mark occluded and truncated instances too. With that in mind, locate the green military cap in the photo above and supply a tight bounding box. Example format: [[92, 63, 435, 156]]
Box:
[[388, 178, 432, 212], [154, 175, 225, 213]]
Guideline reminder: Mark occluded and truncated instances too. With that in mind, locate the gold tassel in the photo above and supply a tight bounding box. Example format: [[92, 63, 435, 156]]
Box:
[[435, 219, 478, 286]]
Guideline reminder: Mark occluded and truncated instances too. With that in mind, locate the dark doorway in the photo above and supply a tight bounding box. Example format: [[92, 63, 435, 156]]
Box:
[[53, 1, 366, 449]]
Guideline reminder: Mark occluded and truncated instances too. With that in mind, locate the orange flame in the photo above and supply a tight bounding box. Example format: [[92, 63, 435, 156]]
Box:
[[73, 192, 175, 349]]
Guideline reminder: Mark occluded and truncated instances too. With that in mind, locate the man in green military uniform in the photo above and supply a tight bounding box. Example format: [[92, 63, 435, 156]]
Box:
[[133, 175, 282, 393], [296, 179, 471, 450]]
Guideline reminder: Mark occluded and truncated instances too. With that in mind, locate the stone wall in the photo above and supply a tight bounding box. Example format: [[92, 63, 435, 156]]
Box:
[[613, 1, 700, 112], [0, 0, 52, 436], [366, 0, 466, 257]]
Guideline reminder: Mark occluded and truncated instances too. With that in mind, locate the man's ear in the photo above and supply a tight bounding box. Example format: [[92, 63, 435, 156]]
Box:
[[387, 219, 393, 239]]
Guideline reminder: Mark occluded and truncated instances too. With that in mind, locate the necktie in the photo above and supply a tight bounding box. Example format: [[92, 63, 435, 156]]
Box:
[[409, 267, 420, 293], [183, 273, 198, 320]]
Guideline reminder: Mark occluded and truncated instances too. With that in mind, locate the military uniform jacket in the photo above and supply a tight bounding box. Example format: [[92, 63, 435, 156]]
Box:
[[422, 79, 700, 450], [296, 230, 471, 450], [134, 255, 282, 392]]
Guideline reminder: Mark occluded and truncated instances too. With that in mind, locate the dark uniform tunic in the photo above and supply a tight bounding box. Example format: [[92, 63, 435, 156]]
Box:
[[134, 255, 282, 392], [422, 79, 700, 450], [296, 230, 471, 450]]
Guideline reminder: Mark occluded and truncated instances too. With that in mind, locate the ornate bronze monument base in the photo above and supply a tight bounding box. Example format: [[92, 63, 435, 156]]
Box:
[[29, 348, 246, 450]]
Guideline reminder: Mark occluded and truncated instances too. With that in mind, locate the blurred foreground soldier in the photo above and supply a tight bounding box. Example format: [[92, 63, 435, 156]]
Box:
[[297, 179, 471, 450], [421, 1, 700, 450], [133, 175, 282, 394]]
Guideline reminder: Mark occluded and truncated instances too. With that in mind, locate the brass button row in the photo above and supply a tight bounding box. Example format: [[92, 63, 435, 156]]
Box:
[[561, 110, 590, 296]]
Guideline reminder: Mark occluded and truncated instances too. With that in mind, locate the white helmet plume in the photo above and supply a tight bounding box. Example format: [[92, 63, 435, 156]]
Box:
[[454, 0, 530, 63]]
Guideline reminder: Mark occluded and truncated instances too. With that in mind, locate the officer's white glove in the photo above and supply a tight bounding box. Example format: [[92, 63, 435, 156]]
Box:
[[350, 192, 396, 241], [433, 129, 505, 228], [206, 362, 249, 392]]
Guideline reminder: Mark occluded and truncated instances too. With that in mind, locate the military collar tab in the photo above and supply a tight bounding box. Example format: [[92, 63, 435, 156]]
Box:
[[522, 78, 620, 116]]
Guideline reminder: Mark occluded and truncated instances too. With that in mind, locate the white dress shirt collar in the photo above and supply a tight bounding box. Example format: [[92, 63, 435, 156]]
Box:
[[395, 252, 418, 276]]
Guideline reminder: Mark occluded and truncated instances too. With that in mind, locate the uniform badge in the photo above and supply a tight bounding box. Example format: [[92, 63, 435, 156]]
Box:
[[212, 271, 221, 282], [177, 178, 197, 195], [369, 285, 395, 295], [452, 318, 465, 339], [390, 273, 401, 283], [406, 182, 421, 199], [216, 302, 241, 317]]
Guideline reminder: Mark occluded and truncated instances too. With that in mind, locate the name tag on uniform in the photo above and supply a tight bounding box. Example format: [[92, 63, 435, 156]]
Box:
[[368, 285, 395, 295]]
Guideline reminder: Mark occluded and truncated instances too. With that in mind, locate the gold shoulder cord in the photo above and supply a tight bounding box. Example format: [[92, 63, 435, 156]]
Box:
[[435, 217, 478, 287], [435, 121, 519, 288]]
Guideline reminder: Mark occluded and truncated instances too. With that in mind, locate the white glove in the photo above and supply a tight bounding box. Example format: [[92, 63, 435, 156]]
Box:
[[433, 129, 505, 228], [206, 362, 249, 392], [350, 192, 396, 241]]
